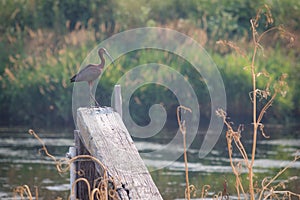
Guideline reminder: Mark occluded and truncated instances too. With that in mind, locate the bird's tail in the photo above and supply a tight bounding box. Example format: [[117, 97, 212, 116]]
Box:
[[70, 75, 77, 82]]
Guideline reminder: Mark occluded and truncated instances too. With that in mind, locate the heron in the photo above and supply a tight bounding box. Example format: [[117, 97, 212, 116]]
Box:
[[70, 48, 114, 106]]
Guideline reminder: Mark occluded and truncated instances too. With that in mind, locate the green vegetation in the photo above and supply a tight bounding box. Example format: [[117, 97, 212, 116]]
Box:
[[0, 0, 299, 127], [216, 6, 299, 198], [177, 6, 300, 199]]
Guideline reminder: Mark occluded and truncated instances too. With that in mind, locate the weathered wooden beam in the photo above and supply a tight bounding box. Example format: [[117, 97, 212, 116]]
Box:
[[74, 130, 99, 200], [67, 146, 77, 200], [76, 107, 163, 200], [113, 84, 122, 118]]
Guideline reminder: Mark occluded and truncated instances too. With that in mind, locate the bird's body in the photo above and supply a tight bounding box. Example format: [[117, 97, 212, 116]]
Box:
[[70, 64, 103, 83], [70, 48, 114, 106]]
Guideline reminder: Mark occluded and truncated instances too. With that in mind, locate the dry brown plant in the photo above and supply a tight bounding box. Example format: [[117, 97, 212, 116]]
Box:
[[13, 129, 122, 200], [177, 105, 193, 200], [216, 4, 299, 200], [13, 185, 35, 200]]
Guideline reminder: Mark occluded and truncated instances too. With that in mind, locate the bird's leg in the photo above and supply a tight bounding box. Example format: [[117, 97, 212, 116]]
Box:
[[89, 81, 100, 107]]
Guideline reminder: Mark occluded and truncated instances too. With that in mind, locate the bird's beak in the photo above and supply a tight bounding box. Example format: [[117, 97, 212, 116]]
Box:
[[104, 50, 115, 67]]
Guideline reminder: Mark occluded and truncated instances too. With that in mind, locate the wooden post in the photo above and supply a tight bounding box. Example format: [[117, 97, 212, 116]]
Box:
[[68, 146, 77, 200], [76, 107, 163, 200], [74, 130, 99, 200], [113, 84, 122, 118]]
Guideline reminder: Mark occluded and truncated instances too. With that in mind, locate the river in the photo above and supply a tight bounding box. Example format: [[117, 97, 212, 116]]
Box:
[[0, 125, 299, 199]]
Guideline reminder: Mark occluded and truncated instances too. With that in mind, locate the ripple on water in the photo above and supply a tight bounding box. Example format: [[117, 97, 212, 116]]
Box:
[[44, 184, 70, 191], [254, 159, 300, 168], [258, 139, 300, 147]]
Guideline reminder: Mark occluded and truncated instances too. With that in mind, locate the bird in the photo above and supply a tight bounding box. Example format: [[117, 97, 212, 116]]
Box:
[[70, 48, 114, 106]]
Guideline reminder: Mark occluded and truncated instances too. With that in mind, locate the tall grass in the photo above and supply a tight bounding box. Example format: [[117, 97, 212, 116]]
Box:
[[0, 23, 97, 126], [1, 1, 299, 127], [216, 5, 299, 200], [178, 5, 300, 200], [13, 129, 117, 200], [177, 105, 192, 200]]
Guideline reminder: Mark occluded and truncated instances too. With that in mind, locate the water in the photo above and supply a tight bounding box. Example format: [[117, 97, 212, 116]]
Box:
[[0, 126, 299, 199]]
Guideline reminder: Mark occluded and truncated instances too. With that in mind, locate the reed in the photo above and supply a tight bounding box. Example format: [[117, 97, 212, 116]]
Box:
[[216, 5, 299, 200], [177, 105, 192, 200], [13, 129, 122, 200], [176, 5, 300, 200]]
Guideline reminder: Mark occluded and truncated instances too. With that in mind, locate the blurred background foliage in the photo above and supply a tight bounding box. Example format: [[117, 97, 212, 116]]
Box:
[[0, 0, 299, 127]]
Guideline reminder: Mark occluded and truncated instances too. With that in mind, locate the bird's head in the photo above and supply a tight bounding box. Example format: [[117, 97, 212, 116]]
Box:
[[98, 48, 115, 66]]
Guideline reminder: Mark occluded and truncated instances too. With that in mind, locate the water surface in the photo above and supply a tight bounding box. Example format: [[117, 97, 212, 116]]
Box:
[[0, 126, 299, 199]]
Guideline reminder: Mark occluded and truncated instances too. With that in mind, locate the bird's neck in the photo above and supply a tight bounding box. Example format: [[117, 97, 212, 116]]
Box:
[[99, 54, 105, 68]]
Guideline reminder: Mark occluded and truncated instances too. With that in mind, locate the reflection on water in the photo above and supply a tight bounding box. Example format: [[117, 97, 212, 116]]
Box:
[[0, 126, 299, 199], [0, 128, 72, 200]]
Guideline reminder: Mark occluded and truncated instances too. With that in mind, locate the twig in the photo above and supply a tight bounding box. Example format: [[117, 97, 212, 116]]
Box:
[[177, 105, 192, 200], [258, 153, 300, 199]]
